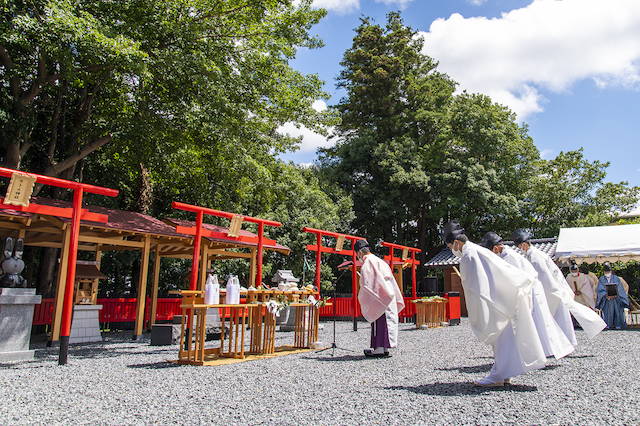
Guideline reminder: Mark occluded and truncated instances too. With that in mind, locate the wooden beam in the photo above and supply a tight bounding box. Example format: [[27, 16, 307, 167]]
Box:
[[199, 245, 209, 291], [249, 248, 257, 287], [0, 221, 26, 230], [134, 236, 152, 338], [159, 253, 192, 259], [78, 235, 144, 248], [208, 249, 253, 259], [149, 246, 162, 330], [23, 226, 63, 234], [38, 215, 65, 228], [93, 245, 102, 300], [51, 227, 71, 343]]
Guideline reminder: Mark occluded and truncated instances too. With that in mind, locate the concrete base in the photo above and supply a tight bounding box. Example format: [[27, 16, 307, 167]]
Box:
[[0, 288, 41, 362], [0, 349, 36, 362], [70, 305, 103, 344]]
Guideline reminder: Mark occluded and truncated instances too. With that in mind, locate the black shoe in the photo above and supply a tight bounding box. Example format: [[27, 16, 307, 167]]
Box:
[[364, 349, 391, 358]]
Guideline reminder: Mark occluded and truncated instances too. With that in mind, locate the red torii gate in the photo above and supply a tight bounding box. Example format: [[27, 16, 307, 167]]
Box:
[[0, 167, 118, 365], [171, 202, 282, 290], [381, 242, 421, 299], [302, 227, 365, 331]]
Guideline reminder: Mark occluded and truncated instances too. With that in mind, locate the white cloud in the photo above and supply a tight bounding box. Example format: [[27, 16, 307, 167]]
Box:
[[277, 100, 335, 153], [312, 0, 359, 13], [419, 0, 640, 119], [310, 0, 414, 13], [373, 0, 415, 8], [468, 0, 487, 5], [311, 99, 328, 112], [540, 148, 554, 160]]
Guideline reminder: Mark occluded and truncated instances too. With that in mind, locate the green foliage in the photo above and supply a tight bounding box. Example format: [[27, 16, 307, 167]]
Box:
[[1, 0, 329, 181], [525, 149, 640, 236]]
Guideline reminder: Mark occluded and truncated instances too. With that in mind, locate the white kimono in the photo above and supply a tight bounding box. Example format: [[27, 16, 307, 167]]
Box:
[[524, 246, 606, 343], [358, 254, 405, 347], [458, 242, 547, 381], [500, 246, 574, 359], [566, 272, 596, 309]]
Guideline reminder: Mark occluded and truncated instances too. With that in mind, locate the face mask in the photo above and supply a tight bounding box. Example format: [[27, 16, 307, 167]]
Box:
[[571, 272, 579, 277], [452, 246, 463, 258], [605, 272, 612, 277]]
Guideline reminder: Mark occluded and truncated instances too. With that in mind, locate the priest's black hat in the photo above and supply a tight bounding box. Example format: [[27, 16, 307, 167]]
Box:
[[511, 229, 532, 245], [353, 239, 369, 252], [603, 262, 612, 272], [442, 220, 465, 244], [480, 232, 503, 250]]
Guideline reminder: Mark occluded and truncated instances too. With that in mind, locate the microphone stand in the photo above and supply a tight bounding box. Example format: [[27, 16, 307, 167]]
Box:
[[316, 268, 355, 357]]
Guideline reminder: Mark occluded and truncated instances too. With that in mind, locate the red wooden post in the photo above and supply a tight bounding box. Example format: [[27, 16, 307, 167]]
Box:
[[59, 188, 83, 364], [256, 223, 264, 287], [314, 233, 322, 295], [411, 252, 417, 299], [351, 246, 358, 331], [189, 210, 204, 290]]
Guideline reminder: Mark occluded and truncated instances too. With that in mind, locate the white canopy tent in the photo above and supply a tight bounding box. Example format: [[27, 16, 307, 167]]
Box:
[[555, 224, 640, 264]]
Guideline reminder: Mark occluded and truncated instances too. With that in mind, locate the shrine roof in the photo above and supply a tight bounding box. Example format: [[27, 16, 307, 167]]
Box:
[[0, 197, 289, 253]]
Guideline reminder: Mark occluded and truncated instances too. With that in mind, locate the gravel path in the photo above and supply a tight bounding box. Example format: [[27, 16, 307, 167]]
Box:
[[1, 319, 639, 425]]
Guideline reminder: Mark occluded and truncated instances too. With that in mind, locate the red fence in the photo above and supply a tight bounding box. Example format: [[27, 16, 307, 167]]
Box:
[[33, 296, 427, 326]]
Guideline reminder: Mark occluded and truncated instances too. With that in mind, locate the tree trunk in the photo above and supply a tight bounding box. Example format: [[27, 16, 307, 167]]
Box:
[[3, 142, 21, 169], [37, 247, 59, 297]]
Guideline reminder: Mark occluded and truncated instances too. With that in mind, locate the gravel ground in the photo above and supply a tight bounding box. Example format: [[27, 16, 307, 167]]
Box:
[[1, 319, 639, 425]]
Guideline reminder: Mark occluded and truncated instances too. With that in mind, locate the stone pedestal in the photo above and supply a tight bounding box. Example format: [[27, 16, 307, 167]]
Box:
[[280, 306, 297, 331], [0, 288, 41, 362], [70, 304, 103, 344]]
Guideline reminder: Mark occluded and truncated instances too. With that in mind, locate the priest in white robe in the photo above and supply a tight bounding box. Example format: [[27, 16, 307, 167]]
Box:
[[565, 263, 596, 309], [444, 222, 547, 387], [356, 239, 405, 358], [512, 229, 606, 345], [480, 232, 574, 360]]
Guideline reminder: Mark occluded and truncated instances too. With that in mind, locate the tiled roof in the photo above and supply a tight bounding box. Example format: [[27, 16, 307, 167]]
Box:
[[425, 238, 558, 268], [0, 197, 184, 237]]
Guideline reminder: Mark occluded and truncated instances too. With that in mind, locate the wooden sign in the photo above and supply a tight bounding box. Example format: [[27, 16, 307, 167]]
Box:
[[335, 235, 345, 252], [401, 248, 409, 260], [227, 215, 244, 237], [4, 172, 36, 207]]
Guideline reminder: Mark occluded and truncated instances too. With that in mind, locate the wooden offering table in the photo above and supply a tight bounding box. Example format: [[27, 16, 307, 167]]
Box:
[[175, 299, 324, 366], [413, 298, 448, 329]]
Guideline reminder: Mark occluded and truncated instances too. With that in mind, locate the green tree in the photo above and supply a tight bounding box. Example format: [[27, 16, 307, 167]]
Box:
[[1, 0, 328, 182], [524, 149, 640, 237], [321, 13, 539, 259]]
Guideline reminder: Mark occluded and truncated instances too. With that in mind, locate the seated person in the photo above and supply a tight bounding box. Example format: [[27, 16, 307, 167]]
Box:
[[596, 263, 629, 330]]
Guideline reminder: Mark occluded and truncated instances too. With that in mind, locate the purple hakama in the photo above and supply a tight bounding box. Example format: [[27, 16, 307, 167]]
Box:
[[370, 314, 391, 349]]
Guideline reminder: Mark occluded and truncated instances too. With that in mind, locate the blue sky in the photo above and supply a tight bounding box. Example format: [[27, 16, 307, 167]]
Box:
[[279, 0, 640, 186]]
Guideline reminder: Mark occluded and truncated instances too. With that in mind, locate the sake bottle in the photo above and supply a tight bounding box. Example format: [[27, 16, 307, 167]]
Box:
[[227, 275, 240, 304], [205, 274, 220, 305]]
